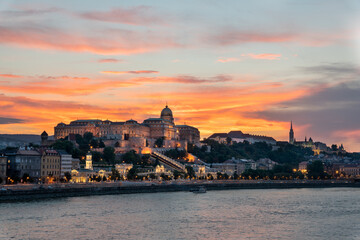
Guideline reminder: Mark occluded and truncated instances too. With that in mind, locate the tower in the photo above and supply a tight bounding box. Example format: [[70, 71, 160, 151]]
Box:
[[289, 121, 294, 144], [41, 131, 48, 146], [85, 152, 93, 170]]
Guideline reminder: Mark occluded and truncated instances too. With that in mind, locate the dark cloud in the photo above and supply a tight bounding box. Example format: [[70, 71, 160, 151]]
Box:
[[248, 81, 360, 145], [300, 62, 359, 75], [247, 62, 360, 148], [0, 117, 24, 124]]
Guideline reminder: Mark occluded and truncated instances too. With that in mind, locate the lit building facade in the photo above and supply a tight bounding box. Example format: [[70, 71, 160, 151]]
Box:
[[40, 149, 61, 180], [54, 106, 200, 150]]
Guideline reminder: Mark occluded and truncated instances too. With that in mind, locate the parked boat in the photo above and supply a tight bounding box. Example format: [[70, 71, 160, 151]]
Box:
[[192, 186, 206, 193]]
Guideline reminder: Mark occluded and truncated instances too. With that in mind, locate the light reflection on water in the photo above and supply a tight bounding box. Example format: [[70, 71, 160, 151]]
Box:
[[0, 188, 359, 240]]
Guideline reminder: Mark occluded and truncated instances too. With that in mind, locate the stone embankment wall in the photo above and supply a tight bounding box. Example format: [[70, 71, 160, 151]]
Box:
[[1, 181, 359, 202]]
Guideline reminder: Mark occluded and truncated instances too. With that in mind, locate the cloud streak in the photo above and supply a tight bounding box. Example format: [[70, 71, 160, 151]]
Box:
[[101, 70, 159, 74], [79, 6, 165, 25], [0, 24, 179, 55], [243, 53, 282, 60], [97, 58, 122, 63]]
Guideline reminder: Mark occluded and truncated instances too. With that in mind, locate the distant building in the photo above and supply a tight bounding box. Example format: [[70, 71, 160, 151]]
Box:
[[57, 150, 74, 176], [70, 169, 95, 183], [72, 158, 80, 170], [288, 122, 328, 155], [40, 131, 55, 147], [0, 156, 7, 182], [298, 161, 308, 173], [208, 133, 228, 144], [339, 164, 360, 177], [115, 164, 133, 177], [40, 149, 61, 181], [256, 158, 277, 170], [9, 149, 41, 179], [176, 125, 200, 145], [208, 131, 276, 145]]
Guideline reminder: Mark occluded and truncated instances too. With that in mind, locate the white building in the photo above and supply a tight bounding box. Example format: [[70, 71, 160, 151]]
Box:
[[85, 152, 93, 170], [115, 163, 133, 176], [58, 150, 74, 176]]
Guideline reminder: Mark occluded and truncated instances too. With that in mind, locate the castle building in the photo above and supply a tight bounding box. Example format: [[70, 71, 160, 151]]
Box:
[[54, 106, 200, 151]]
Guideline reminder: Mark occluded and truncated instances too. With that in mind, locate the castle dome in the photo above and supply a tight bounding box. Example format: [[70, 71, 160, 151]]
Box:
[[160, 105, 174, 123], [161, 105, 173, 117]]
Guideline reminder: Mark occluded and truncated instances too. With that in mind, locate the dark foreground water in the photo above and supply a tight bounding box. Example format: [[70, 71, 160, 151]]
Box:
[[1, 188, 359, 240]]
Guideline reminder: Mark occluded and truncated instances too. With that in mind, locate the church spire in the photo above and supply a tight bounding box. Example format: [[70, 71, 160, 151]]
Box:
[[289, 120, 294, 144]]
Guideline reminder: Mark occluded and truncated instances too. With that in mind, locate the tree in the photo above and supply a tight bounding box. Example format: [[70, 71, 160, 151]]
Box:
[[90, 139, 98, 148], [331, 144, 338, 151], [92, 151, 102, 162], [307, 160, 326, 179], [173, 170, 182, 179], [122, 150, 141, 164], [83, 132, 94, 143], [185, 166, 196, 179], [127, 167, 138, 180], [226, 137, 232, 145], [22, 173, 32, 183], [103, 146, 115, 164], [99, 140, 105, 148], [64, 172, 72, 182], [52, 139, 74, 154], [154, 137, 165, 148], [160, 173, 171, 181], [110, 168, 121, 181]]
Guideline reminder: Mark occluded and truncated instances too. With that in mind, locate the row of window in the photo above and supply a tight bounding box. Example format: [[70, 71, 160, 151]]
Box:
[[42, 165, 60, 169], [42, 171, 60, 176]]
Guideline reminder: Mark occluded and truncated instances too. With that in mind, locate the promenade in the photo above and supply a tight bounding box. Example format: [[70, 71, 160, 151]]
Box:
[[1, 180, 359, 202]]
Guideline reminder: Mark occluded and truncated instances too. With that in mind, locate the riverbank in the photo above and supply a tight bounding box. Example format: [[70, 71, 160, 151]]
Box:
[[1, 180, 359, 202]]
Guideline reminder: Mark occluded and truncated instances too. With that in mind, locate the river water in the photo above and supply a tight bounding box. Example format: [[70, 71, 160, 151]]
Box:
[[0, 188, 359, 240]]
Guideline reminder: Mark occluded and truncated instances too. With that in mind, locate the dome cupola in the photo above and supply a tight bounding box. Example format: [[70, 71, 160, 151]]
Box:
[[160, 105, 174, 123]]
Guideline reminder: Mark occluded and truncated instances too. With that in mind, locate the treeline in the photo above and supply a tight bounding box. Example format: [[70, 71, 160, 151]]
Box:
[[188, 139, 313, 167]]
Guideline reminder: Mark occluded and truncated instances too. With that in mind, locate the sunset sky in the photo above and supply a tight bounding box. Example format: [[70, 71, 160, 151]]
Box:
[[1, 1, 360, 151]]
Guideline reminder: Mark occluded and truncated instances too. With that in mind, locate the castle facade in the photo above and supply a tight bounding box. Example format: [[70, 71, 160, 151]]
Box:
[[54, 106, 200, 150]]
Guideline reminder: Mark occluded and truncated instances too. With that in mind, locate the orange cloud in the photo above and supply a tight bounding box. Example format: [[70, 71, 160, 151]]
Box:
[[130, 75, 232, 84], [217, 57, 241, 63], [243, 53, 282, 60], [0, 75, 138, 96], [101, 70, 159, 74], [98, 58, 122, 63], [0, 25, 179, 55], [0, 74, 233, 96], [0, 73, 23, 78]]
